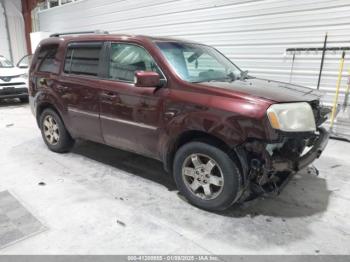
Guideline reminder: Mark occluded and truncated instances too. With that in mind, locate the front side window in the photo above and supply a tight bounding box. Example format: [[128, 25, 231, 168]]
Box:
[[156, 42, 242, 83], [37, 44, 59, 73], [0, 56, 13, 68], [109, 43, 162, 82], [64, 42, 102, 76]]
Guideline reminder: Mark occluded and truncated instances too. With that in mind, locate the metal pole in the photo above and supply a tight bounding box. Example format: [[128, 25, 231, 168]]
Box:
[[289, 52, 295, 83], [330, 51, 346, 130], [317, 32, 328, 90], [343, 69, 350, 110], [287, 47, 350, 52]]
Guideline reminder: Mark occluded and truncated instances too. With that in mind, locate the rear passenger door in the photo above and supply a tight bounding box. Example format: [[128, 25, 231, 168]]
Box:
[[58, 42, 104, 143]]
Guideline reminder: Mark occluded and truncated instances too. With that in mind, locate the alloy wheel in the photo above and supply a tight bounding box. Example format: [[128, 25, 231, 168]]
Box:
[[43, 115, 60, 145], [182, 153, 224, 200]]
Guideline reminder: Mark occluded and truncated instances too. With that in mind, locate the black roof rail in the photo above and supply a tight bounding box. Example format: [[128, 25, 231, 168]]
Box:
[[50, 30, 109, 37]]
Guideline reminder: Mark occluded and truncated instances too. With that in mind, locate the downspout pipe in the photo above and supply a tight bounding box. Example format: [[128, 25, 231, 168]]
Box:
[[21, 0, 33, 54]]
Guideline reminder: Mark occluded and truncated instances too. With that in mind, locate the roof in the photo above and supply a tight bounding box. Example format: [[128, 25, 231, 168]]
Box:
[[42, 31, 197, 45]]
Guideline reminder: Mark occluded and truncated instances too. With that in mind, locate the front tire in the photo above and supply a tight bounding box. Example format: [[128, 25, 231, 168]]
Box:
[[173, 142, 241, 211], [39, 108, 74, 153]]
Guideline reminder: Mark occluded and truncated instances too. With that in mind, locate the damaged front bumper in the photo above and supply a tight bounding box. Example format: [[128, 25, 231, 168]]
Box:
[[298, 128, 329, 170], [240, 127, 329, 200], [270, 127, 329, 172]]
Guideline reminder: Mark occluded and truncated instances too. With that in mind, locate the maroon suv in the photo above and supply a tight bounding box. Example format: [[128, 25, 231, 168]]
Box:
[[29, 32, 330, 211]]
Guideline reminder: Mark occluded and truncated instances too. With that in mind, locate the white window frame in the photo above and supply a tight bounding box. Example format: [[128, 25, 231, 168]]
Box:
[[41, 0, 82, 11]]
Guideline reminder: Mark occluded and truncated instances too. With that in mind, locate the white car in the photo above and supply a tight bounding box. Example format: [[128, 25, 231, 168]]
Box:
[[0, 55, 30, 102]]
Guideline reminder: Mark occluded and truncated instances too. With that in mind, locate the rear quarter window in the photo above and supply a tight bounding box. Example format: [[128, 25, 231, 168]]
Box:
[[36, 44, 59, 74], [63, 42, 103, 77]]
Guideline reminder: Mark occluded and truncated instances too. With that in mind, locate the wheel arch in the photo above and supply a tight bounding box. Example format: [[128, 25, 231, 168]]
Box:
[[164, 130, 247, 181], [36, 102, 64, 128]]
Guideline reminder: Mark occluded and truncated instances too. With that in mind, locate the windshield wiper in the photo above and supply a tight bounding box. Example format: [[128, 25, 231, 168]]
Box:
[[239, 70, 249, 80], [190, 77, 233, 83], [190, 72, 241, 83]]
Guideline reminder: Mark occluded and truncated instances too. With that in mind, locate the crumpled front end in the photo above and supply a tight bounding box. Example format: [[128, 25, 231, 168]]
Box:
[[238, 100, 330, 200]]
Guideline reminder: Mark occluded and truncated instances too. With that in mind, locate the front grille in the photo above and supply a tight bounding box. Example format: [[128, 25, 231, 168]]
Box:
[[0, 82, 26, 86], [0, 75, 20, 82]]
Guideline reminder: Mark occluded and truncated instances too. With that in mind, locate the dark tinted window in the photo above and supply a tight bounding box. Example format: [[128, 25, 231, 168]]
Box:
[[64, 42, 102, 76], [109, 43, 162, 82], [37, 44, 59, 73]]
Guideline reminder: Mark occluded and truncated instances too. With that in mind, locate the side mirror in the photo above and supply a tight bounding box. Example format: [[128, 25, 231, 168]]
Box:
[[135, 71, 161, 87]]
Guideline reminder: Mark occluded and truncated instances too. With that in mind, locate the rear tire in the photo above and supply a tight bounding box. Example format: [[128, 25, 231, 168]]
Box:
[[39, 108, 74, 153], [173, 141, 241, 211]]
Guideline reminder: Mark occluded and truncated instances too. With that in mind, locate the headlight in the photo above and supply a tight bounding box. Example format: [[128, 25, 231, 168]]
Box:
[[267, 102, 316, 132]]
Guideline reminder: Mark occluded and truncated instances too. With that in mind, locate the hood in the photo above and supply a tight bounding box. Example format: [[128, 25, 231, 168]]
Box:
[[0, 67, 24, 77], [197, 77, 324, 103]]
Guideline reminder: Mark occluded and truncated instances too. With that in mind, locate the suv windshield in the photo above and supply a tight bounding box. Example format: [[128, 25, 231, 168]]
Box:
[[156, 42, 242, 83], [0, 56, 14, 68]]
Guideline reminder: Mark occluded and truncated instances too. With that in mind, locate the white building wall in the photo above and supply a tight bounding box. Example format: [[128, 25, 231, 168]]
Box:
[[38, 0, 350, 107], [0, 1, 11, 60], [3, 0, 27, 63], [0, 0, 27, 63]]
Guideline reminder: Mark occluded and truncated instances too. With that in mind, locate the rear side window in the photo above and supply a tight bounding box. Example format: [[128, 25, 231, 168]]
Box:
[[64, 42, 103, 76], [37, 44, 59, 73]]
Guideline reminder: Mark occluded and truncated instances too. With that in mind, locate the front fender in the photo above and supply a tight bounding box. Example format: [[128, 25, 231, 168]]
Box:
[[159, 109, 267, 172], [167, 110, 245, 146], [162, 108, 270, 150]]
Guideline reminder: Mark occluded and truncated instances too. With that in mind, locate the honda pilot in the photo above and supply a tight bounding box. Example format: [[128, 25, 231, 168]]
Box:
[[29, 32, 330, 211]]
